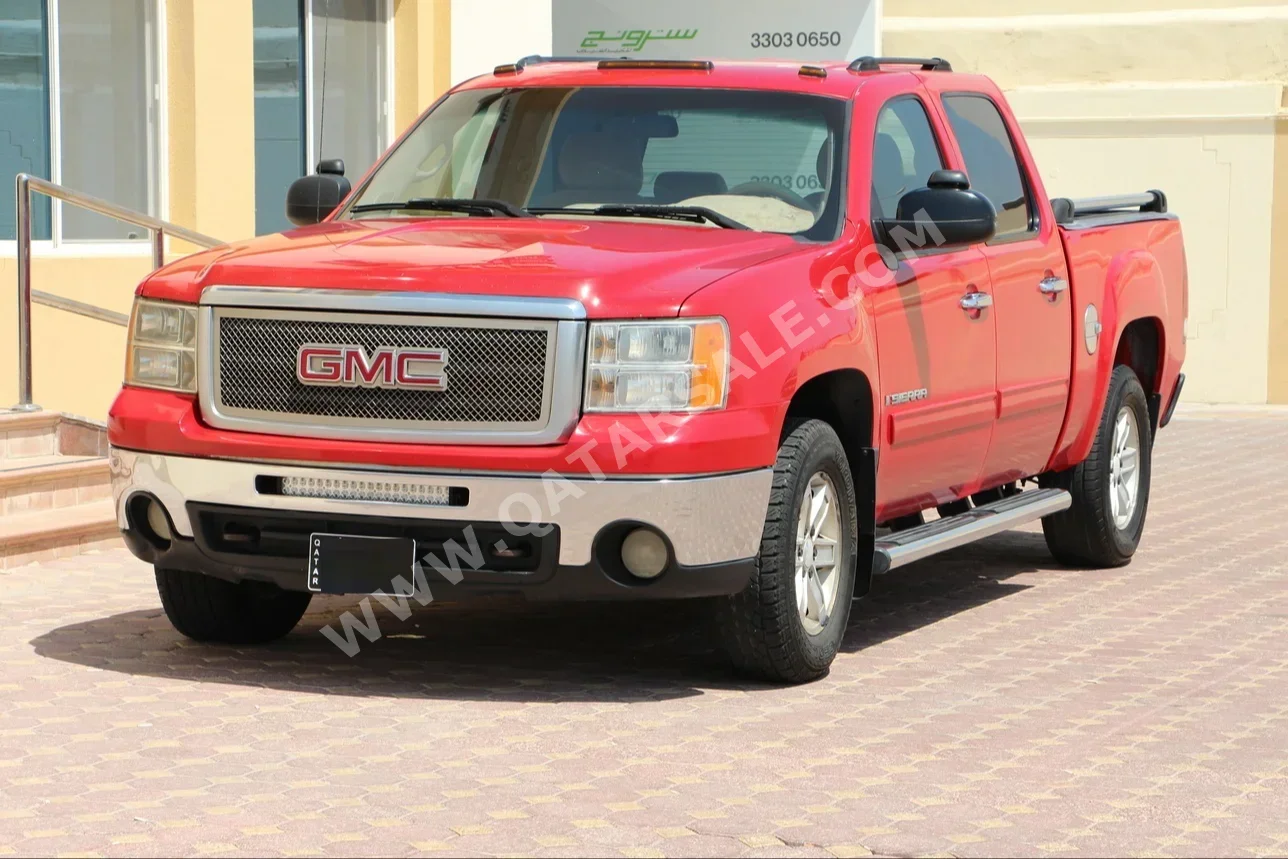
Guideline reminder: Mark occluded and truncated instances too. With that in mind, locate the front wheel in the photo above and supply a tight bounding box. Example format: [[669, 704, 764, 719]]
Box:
[[714, 419, 859, 683], [156, 568, 312, 644], [1042, 364, 1153, 567]]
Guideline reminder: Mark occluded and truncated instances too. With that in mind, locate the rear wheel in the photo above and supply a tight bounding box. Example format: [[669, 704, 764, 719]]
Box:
[[1042, 364, 1152, 567], [156, 568, 312, 644], [714, 419, 859, 684]]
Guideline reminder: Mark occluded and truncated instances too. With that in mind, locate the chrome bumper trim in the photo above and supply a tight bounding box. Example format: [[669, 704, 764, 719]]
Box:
[[110, 449, 772, 567]]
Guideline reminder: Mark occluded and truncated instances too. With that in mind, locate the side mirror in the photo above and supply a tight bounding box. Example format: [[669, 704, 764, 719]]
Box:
[[876, 170, 996, 253], [285, 160, 352, 226]]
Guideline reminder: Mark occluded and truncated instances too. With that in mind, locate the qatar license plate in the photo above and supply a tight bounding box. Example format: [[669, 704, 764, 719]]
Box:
[[306, 533, 417, 596]]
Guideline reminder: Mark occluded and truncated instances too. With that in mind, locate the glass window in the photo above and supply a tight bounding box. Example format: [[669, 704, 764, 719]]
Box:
[[870, 98, 944, 220], [347, 87, 848, 239], [1, 0, 52, 240], [254, 0, 389, 235], [639, 109, 832, 208], [57, 0, 157, 240], [253, 0, 304, 236], [0, 0, 158, 243], [941, 94, 1033, 237], [310, 0, 386, 182]]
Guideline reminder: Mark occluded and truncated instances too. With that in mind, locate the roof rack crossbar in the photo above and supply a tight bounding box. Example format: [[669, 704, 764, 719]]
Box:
[[848, 56, 952, 72], [493, 55, 607, 74]]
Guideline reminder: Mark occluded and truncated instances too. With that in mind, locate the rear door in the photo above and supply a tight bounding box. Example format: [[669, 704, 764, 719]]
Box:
[[934, 89, 1073, 485], [867, 93, 997, 516]]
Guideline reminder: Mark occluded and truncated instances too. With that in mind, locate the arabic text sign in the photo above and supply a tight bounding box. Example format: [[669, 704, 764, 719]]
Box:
[[552, 0, 879, 61]]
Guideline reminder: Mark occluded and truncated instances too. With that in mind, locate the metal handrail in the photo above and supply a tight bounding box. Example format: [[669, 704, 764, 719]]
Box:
[[12, 173, 225, 412], [31, 290, 130, 327]]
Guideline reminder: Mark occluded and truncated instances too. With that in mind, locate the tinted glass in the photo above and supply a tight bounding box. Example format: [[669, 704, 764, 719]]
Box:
[[870, 98, 944, 220], [310, 0, 386, 182], [348, 87, 848, 238], [942, 94, 1032, 237], [253, 0, 304, 236], [58, 0, 156, 240], [0, 0, 51, 240]]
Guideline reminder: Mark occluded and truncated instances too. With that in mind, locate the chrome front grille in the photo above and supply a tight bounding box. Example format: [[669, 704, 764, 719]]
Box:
[[197, 290, 587, 446], [217, 314, 549, 424]]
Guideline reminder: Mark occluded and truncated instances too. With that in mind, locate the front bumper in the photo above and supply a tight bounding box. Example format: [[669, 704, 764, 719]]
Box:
[[110, 449, 771, 599]]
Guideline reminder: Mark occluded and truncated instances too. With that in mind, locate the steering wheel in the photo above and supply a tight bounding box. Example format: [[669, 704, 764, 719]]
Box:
[[726, 181, 813, 211]]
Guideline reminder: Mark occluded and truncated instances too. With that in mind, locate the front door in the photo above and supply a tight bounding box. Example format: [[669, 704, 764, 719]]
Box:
[[866, 96, 998, 519], [939, 93, 1073, 485], [872, 250, 998, 517]]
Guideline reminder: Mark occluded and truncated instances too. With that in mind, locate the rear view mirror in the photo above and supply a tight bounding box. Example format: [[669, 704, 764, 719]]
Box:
[[876, 169, 996, 253], [285, 160, 352, 226]]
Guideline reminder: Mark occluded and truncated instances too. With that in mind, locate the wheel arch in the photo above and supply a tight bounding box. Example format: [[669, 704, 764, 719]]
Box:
[[782, 368, 878, 598], [1114, 316, 1165, 431]]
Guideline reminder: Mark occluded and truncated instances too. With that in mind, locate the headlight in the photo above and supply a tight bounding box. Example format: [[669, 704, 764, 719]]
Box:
[[584, 318, 729, 412], [125, 298, 198, 393]]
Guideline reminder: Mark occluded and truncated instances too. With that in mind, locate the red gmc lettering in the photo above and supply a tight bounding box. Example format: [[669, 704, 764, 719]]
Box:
[[395, 349, 447, 389], [344, 348, 395, 386], [296, 346, 344, 383], [297, 345, 446, 389]]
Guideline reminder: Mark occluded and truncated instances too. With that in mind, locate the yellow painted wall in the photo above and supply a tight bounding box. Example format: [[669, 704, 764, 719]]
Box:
[[0, 255, 153, 417], [1268, 115, 1288, 402], [885, 0, 1288, 15], [394, 0, 453, 131], [167, 0, 256, 246]]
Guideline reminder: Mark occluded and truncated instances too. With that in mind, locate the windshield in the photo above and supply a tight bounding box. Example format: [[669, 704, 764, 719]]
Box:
[[343, 86, 847, 238]]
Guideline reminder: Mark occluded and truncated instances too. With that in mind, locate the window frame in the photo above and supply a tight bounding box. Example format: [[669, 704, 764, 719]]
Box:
[[869, 93, 965, 260], [938, 90, 1040, 245], [869, 93, 948, 221], [1, 0, 167, 256]]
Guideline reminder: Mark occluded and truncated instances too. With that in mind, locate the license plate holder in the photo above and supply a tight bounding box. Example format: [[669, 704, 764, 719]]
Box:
[[307, 533, 417, 596]]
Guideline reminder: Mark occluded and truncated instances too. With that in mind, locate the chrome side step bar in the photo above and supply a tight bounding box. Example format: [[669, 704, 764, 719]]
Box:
[[873, 487, 1071, 575]]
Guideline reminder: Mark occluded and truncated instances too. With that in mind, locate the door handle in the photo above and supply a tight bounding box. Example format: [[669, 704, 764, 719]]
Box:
[[1038, 276, 1068, 296], [959, 291, 993, 311]]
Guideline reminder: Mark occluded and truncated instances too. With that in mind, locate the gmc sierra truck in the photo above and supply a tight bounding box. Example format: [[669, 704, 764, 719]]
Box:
[[109, 56, 1187, 683]]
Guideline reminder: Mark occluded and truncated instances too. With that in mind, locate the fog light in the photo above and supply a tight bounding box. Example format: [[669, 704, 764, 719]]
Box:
[[621, 528, 668, 579], [145, 498, 173, 542]]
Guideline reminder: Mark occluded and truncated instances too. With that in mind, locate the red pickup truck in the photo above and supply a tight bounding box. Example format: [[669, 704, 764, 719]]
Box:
[[108, 56, 1187, 683]]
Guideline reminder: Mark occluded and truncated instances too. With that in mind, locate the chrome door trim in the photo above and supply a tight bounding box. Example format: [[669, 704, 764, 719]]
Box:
[[959, 291, 994, 311], [1038, 276, 1069, 296]]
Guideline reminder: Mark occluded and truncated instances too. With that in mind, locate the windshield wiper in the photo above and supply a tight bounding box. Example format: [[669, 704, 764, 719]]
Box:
[[529, 204, 748, 230], [349, 198, 529, 218]]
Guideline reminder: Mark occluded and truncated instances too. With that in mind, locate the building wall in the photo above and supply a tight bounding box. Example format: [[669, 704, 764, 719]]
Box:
[[887, 3, 1288, 404]]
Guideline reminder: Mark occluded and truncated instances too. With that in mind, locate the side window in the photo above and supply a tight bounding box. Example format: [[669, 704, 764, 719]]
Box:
[[941, 95, 1033, 238], [871, 98, 945, 220]]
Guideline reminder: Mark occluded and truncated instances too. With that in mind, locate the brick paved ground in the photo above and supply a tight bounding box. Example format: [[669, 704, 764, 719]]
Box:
[[2, 414, 1287, 858]]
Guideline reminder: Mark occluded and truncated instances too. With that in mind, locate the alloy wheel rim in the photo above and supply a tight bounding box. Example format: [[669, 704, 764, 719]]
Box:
[[795, 472, 843, 636], [1109, 405, 1142, 530]]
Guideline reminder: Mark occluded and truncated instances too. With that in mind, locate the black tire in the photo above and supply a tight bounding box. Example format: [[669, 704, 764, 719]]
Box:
[[156, 568, 312, 644], [1041, 364, 1153, 567], [714, 419, 859, 684]]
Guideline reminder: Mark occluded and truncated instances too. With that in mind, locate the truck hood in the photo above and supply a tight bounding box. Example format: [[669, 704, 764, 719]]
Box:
[[145, 217, 802, 317]]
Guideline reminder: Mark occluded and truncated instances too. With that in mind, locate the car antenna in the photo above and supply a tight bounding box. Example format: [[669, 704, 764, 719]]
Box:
[[316, 0, 331, 170]]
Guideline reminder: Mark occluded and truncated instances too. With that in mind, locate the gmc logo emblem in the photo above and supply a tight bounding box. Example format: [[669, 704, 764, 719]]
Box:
[[296, 344, 449, 390]]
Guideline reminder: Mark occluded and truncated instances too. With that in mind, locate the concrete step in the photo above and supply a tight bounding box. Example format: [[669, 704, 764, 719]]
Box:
[[0, 411, 116, 569], [0, 498, 119, 570], [0, 455, 112, 517], [0, 410, 108, 460], [0, 411, 61, 460]]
